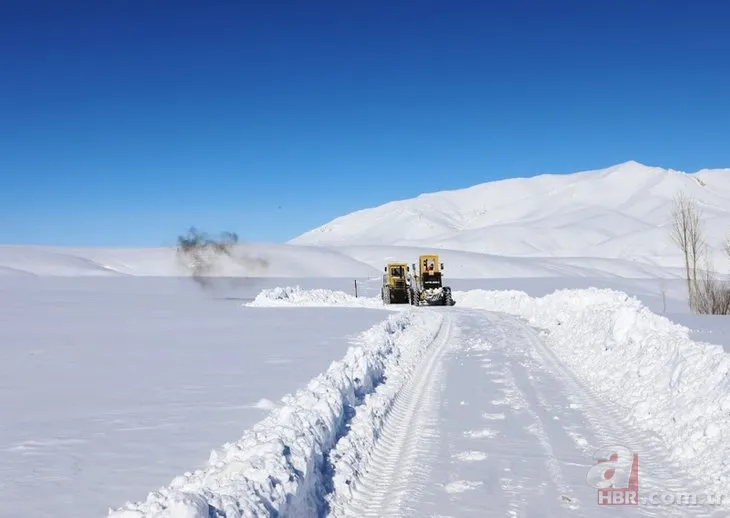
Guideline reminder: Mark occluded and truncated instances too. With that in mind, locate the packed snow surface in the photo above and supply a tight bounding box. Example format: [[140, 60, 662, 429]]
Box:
[[455, 287, 730, 502], [0, 244, 379, 278]]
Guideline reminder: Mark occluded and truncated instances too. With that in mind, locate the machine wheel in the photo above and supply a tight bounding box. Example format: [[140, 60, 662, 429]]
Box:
[[382, 286, 391, 305], [444, 288, 454, 306]]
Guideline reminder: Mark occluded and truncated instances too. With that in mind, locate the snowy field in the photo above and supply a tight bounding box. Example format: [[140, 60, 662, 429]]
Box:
[[3, 272, 730, 517], [0, 277, 387, 517], [3, 161, 730, 517]]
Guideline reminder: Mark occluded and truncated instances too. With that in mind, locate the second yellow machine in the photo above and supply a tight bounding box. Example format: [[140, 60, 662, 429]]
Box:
[[408, 254, 455, 306]]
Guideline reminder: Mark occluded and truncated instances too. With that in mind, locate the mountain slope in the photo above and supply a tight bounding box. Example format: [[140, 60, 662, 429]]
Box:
[[289, 161, 730, 268], [0, 244, 380, 278]]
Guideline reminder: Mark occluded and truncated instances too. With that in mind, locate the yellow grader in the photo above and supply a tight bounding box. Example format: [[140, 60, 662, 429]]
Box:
[[380, 254, 455, 306], [381, 262, 411, 304], [409, 254, 455, 306]]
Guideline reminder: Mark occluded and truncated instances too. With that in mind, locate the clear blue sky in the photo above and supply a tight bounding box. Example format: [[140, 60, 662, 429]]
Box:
[[2, 0, 729, 246]]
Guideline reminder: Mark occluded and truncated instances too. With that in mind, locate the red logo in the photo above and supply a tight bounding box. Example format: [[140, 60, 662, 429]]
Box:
[[586, 445, 639, 505]]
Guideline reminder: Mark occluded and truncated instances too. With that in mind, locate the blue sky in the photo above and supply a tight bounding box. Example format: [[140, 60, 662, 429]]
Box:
[[2, 1, 729, 246]]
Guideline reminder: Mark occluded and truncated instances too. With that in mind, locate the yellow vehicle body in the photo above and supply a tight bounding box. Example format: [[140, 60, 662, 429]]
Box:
[[410, 254, 455, 306], [381, 262, 411, 304], [418, 255, 442, 275]]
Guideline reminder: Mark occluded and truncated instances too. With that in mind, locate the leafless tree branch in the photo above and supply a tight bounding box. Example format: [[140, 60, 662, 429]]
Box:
[[670, 192, 705, 311], [669, 193, 730, 314]]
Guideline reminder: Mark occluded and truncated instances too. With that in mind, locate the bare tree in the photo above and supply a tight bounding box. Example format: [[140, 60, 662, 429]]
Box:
[[695, 256, 730, 315], [670, 192, 705, 311], [669, 194, 730, 314]]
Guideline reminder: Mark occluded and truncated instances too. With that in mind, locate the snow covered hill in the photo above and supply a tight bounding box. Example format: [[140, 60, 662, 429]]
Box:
[[290, 161, 730, 270], [0, 243, 689, 279], [0, 244, 379, 278], [2, 161, 729, 280]]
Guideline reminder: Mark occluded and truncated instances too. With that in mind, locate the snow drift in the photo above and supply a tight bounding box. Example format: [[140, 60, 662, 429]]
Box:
[[245, 286, 385, 308], [108, 309, 443, 518], [456, 287, 730, 497]]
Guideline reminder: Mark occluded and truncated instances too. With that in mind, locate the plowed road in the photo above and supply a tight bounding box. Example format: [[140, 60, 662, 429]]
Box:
[[331, 308, 728, 518]]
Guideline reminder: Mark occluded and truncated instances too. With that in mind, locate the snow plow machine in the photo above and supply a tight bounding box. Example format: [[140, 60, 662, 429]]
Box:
[[381, 262, 411, 304], [409, 254, 455, 306]]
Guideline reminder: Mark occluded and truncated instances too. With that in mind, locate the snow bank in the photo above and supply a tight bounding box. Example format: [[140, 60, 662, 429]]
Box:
[[456, 287, 730, 495], [108, 310, 443, 518], [324, 315, 445, 515], [245, 285, 385, 308]]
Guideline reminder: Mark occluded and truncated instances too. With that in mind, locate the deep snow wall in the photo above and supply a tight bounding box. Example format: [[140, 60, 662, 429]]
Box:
[[108, 308, 442, 518]]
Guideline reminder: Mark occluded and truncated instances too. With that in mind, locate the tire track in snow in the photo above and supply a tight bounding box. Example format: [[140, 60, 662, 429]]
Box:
[[327, 313, 455, 517], [410, 309, 727, 517], [411, 313, 588, 517], [108, 309, 446, 518], [460, 328, 582, 515], [490, 315, 718, 518]]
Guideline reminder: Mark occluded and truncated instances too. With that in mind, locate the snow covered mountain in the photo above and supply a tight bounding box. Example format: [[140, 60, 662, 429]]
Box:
[[290, 161, 730, 269], [2, 161, 729, 279]]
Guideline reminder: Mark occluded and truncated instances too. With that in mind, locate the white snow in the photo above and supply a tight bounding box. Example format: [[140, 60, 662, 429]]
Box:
[[290, 160, 730, 272], [101, 284, 730, 516], [405, 308, 728, 516], [4, 278, 730, 517], [0, 243, 379, 278], [451, 451, 488, 462], [3, 161, 728, 281], [443, 480, 483, 493], [464, 428, 499, 439], [250, 399, 277, 410], [3, 159, 730, 517], [455, 287, 730, 502], [0, 278, 388, 518], [108, 309, 443, 518], [246, 285, 385, 308], [0, 242, 689, 280]]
